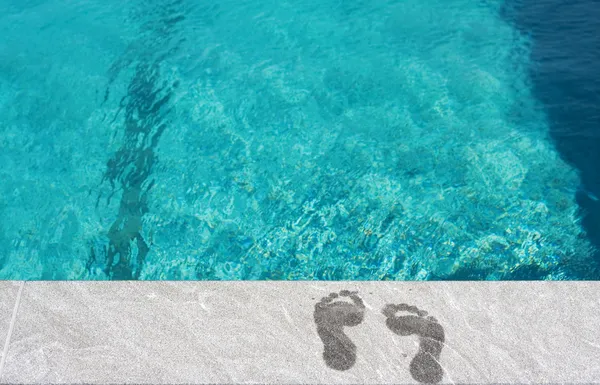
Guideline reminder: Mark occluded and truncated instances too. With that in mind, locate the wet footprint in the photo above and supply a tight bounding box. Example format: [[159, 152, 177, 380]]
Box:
[[314, 290, 365, 371], [382, 303, 445, 384]]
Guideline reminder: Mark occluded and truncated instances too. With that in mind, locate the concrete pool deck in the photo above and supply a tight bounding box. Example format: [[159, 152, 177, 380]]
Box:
[[0, 281, 598, 384]]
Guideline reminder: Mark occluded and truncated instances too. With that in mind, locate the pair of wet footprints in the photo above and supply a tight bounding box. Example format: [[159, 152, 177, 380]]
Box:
[[314, 290, 445, 384]]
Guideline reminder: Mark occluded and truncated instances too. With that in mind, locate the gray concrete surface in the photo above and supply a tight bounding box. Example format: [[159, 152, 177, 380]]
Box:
[[0, 281, 22, 379], [0, 282, 598, 384]]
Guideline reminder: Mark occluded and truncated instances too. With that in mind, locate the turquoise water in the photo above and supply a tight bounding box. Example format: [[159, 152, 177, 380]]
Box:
[[0, 0, 597, 280]]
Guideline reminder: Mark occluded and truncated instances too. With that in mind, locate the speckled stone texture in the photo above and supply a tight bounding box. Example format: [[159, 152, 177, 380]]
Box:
[[0, 282, 598, 384], [0, 282, 22, 375]]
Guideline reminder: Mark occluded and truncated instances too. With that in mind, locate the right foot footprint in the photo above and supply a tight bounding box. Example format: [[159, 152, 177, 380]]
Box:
[[382, 303, 445, 383], [314, 290, 365, 371]]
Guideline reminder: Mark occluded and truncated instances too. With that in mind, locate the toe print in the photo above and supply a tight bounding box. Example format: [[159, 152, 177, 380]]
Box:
[[314, 290, 365, 371], [382, 303, 445, 384]]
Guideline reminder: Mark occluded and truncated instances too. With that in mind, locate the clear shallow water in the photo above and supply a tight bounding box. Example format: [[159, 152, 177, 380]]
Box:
[[0, 0, 597, 279]]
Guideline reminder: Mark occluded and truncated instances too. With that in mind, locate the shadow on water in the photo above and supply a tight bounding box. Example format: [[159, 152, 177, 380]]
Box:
[[90, 0, 185, 279], [502, 0, 600, 275]]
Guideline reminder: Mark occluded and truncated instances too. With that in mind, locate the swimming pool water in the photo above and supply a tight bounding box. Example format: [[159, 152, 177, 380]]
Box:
[[0, 0, 598, 280], [503, 0, 600, 271]]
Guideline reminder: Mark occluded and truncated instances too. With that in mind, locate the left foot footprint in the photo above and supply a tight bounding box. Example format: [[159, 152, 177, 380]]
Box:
[[382, 303, 445, 383], [314, 290, 365, 371]]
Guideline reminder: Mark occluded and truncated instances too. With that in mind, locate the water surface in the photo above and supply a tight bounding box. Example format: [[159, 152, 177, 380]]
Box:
[[0, 0, 597, 279]]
